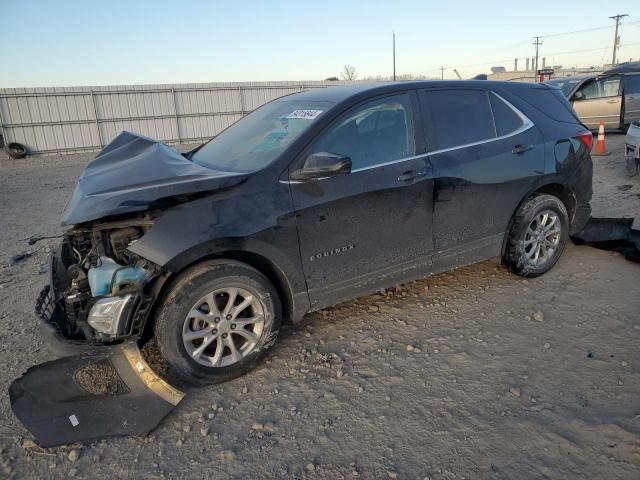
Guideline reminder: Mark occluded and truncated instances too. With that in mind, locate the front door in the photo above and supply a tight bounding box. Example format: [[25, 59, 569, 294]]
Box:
[[572, 75, 622, 129], [289, 92, 434, 309]]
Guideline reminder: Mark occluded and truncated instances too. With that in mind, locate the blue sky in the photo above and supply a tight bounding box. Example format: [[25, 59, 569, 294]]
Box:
[[1, 0, 638, 87]]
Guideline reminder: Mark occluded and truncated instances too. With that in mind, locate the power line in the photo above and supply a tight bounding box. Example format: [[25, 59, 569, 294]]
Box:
[[408, 42, 640, 77], [544, 41, 640, 57], [405, 17, 640, 78], [540, 20, 640, 38]]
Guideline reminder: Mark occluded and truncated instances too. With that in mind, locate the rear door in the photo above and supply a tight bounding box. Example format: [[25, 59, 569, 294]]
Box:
[[289, 92, 434, 309], [571, 75, 622, 129], [623, 74, 640, 125], [419, 88, 545, 273]]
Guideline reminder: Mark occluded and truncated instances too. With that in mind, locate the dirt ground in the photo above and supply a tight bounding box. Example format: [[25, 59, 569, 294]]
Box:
[[0, 135, 638, 479]]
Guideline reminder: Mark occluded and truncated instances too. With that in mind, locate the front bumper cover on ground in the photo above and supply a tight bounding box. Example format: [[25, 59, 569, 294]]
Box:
[[9, 343, 184, 448]]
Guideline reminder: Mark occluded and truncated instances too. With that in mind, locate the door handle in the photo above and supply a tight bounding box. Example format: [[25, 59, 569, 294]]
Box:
[[606, 99, 620, 104], [397, 171, 416, 182], [512, 144, 534, 155]]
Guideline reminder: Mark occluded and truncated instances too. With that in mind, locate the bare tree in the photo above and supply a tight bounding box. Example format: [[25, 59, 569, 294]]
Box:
[[340, 65, 358, 81]]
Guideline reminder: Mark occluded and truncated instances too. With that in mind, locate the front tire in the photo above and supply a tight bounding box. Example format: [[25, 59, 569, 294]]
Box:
[[503, 194, 569, 278], [154, 260, 281, 385]]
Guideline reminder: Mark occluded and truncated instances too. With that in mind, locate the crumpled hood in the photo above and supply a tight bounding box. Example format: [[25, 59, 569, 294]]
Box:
[[61, 132, 247, 225]]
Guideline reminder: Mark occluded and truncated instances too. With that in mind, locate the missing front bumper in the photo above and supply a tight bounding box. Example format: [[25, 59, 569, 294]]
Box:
[[36, 285, 98, 357], [9, 342, 184, 448]]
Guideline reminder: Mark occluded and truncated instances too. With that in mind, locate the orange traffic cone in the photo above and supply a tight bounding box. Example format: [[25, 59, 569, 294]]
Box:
[[593, 121, 609, 156]]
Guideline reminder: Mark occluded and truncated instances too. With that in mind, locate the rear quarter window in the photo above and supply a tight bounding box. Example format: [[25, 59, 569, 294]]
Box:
[[510, 87, 580, 124], [489, 93, 524, 136]]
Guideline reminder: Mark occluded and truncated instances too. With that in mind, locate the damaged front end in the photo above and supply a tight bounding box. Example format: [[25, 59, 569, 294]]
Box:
[[23, 218, 186, 447], [38, 216, 165, 356], [12, 131, 251, 446]]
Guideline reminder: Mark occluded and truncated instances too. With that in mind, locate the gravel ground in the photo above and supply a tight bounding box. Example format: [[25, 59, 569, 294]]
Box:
[[0, 135, 639, 479]]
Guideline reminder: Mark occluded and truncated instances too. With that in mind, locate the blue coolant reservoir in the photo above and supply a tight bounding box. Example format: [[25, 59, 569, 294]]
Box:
[[88, 257, 147, 296]]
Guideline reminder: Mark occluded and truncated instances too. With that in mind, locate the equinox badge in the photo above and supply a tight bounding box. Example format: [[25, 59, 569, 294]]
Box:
[[310, 244, 356, 262]]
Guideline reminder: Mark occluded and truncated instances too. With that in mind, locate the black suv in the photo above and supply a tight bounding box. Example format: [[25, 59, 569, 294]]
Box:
[[40, 81, 593, 384]]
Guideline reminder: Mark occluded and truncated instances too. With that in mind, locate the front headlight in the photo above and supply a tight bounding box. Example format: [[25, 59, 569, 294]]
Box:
[[87, 295, 135, 335]]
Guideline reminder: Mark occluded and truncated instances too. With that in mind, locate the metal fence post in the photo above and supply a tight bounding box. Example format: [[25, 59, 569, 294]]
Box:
[[171, 87, 181, 143], [89, 89, 103, 148], [0, 100, 8, 148], [237, 85, 245, 116]]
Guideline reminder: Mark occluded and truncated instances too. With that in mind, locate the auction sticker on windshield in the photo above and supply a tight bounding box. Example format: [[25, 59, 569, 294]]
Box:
[[287, 110, 323, 120]]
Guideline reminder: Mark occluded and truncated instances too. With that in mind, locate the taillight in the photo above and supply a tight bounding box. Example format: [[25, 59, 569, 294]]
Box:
[[576, 131, 593, 151]]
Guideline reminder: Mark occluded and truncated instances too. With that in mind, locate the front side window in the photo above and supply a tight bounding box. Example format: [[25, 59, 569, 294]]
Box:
[[579, 77, 621, 99], [191, 99, 334, 172], [310, 94, 414, 170], [423, 89, 495, 151]]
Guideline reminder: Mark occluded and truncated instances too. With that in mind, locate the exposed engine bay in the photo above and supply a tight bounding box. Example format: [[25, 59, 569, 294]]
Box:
[[40, 216, 164, 345]]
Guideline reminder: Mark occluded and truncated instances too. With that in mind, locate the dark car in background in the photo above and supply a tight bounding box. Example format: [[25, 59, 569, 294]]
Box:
[[546, 61, 640, 130], [39, 81, 593, 384]]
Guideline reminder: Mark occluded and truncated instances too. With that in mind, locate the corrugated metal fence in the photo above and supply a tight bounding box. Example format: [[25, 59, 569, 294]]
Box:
[[0, 81, 349, 155]]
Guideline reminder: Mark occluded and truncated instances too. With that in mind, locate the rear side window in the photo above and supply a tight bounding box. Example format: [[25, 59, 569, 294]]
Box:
[[510, 87, 579, 124], [624, 74, 640, 94], [422, 89, 494, 150], [489, 93, 524, 136]]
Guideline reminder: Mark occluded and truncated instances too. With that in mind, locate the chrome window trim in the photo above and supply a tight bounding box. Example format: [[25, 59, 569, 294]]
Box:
[[351, 153, 428, 172], [281, 90, 534, 182], [581, 114, 621, 119]]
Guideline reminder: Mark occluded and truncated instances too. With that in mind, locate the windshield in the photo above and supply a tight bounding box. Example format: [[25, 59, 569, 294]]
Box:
[[545, 78, 584, 97], [191, 99, 334, 172]]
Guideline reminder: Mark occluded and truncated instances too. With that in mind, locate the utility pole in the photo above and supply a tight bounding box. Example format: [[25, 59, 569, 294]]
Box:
[[532, 36, 543, 82], [609, 14, 628, 66], [440, 66, 444, 80], [392, 32, 396, 81]]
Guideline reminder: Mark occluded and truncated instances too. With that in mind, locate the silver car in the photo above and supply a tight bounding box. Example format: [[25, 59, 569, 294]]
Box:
[[546, 63, 640, 130]]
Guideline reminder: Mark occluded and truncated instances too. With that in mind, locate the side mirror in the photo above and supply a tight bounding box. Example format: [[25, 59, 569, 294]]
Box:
[[573, 91, 585, 101], [290, 152, 352, 182]]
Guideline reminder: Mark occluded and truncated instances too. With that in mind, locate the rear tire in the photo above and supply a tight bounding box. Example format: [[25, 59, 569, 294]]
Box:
[[503, 194, 569, 278], [154, 260, 281, 385]]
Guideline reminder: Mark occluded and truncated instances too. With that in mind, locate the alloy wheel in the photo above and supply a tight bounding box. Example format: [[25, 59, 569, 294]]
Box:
[[182, 287, 265, 367], [523, 209, 561, 267]]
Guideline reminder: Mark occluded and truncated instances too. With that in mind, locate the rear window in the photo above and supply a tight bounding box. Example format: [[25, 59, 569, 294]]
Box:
[[422, 89, 495, 150], [489, 93, 524, 136], [510, 87, 580, 124]]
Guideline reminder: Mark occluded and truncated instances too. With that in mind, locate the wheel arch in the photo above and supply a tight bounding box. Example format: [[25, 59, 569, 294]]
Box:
[[140, 249, 299, 343], [501, 182, 576, 257]]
